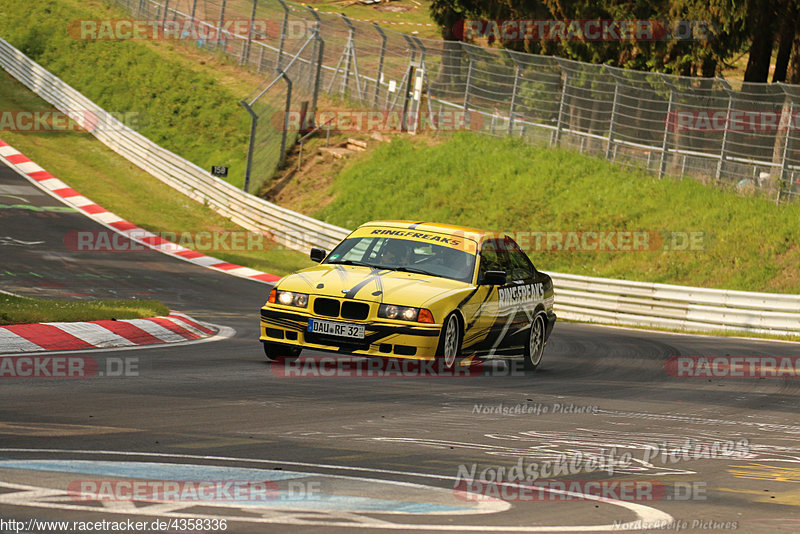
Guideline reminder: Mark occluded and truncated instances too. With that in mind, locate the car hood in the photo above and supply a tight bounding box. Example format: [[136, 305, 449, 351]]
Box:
[[276, 264, 470, 306]]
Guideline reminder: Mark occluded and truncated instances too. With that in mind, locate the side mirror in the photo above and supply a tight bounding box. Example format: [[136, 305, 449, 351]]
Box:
[[480, 270, 506, 286], [310, 248, 327, 263]]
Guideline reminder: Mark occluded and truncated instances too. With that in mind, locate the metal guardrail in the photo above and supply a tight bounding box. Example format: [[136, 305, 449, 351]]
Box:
[[0, 38, 348, 253], [1, 37, 798, 336], [550, 273, 800, 335]]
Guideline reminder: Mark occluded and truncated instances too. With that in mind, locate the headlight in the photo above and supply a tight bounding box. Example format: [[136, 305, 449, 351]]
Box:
[[271, 290, 308, 308], [378, 304, 434, 323]]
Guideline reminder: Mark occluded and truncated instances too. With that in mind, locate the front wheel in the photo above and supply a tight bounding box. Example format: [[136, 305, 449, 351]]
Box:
[[523, 315, 546, 372], [263, 342, 301, 363], [436, 312, 462, 371]]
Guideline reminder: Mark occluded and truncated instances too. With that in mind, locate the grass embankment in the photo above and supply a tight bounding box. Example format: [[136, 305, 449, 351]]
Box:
[[0, 0, 251, 187], [0, 72, 314, 276], [309, 132, 800, 293], [0, 294, 169, 325]]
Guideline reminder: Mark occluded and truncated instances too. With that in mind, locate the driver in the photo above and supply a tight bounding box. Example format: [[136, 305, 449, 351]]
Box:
[[379, 240, 411, 265]]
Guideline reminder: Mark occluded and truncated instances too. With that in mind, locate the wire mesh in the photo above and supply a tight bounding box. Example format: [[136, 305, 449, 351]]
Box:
[[109, 0, 800, 201]]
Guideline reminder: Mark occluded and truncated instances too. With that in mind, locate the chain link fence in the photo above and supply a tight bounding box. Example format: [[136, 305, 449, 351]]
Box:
[[112, 0, 800, 200]]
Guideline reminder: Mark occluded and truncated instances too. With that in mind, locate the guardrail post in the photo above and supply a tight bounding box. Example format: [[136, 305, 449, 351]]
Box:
[[216, 0, 228, 48], [372, 23, 387, 108], [659, 87, 674, 179], [241, 0, 258, 65], [190, 0, 198, 22]]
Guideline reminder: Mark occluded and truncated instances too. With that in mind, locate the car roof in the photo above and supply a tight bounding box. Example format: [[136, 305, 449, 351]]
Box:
[[358, 220, 490, 239]]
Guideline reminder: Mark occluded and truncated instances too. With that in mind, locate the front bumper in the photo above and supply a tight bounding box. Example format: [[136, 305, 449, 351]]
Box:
[[260, 306, 442, 359]]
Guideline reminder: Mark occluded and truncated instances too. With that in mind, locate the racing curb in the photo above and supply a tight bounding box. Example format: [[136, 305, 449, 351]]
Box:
[[0, 137, 280, 284], [0, 311, 219, 354]]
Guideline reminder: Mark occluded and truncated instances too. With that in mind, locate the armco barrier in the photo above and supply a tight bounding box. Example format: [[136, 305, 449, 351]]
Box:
[[1, 38, 798, 336], [551, 273, 800, 335], [0, 38, 349, 253]]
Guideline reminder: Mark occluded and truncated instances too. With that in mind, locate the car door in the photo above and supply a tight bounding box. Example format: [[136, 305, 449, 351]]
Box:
[[502, 236, 547, 348]]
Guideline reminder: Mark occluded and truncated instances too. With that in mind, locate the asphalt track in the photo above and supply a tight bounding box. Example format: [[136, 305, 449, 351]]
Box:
[[2, 161, 800, 533]]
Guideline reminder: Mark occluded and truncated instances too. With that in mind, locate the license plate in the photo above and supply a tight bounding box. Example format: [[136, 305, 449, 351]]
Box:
[[307, 319, 365, 339]]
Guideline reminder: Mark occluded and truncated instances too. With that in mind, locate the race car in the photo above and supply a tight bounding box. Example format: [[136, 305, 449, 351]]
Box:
[[259, 221, 556, 371]]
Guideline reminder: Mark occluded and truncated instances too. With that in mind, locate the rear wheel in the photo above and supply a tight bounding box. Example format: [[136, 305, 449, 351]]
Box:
[[436, 312, 462, 371], [523, 315, 545, 372], [263, 342, 301, 363]]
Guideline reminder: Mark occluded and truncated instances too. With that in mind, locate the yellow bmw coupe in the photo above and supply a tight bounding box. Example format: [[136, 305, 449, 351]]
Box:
[[260, 221, 556, 371]]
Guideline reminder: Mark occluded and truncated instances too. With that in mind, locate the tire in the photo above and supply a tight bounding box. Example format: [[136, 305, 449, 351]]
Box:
[[523, 314, 546, 372], [263, 342, 301, 363], [436, 312, 462, 371]]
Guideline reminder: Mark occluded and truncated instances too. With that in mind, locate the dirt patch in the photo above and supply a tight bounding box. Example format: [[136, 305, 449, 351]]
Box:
[[375, 5, 413, 12]]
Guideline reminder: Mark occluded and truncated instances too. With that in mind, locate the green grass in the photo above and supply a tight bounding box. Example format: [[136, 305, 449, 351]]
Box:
[[314, 132, 800, 293], [0, 71, 313, 276], [0, 0, 251, 188], [0, 294, 170, 325]]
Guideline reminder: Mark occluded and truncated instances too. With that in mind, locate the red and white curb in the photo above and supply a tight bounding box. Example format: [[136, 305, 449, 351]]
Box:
[[0, 312, 220, 354], [0, 137, 280, 284]]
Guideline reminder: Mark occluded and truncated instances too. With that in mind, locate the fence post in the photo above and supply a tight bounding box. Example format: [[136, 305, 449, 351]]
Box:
[[308, 7, 324, 117], [241, 0, 258, 66], [779, 98, 794, 202], [554, 72, 569, 146], [659, 88, 674, 179], [279, 73, 293, 165], [716, 85, 733, 183], [161, 0, 170, 27], [606, 77, 620, 160], [340, 14, 354, 96], [190, 0, 198, 22], [372, 23, 386, 107], [276, 0, 289, 71], [216, 0, 228, 48], [507, 62, 520, 135], [240, 99, 258, 193], [463, 58, 473, 112]]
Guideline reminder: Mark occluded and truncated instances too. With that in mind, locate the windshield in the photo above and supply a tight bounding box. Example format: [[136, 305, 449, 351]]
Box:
[[325, 235, 477, 283]]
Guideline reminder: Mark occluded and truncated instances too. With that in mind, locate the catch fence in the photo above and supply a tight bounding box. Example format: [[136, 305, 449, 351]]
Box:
[[115, 0, 800, 199]]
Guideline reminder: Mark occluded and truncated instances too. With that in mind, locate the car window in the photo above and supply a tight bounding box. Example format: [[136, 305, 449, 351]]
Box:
[[479, 237, 535, 281], [504, 237, 536, 280], [326, 236, 476, 283]]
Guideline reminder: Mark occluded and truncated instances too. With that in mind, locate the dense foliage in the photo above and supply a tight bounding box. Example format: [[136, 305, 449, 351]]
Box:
[[430, 0, 800, 82]]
